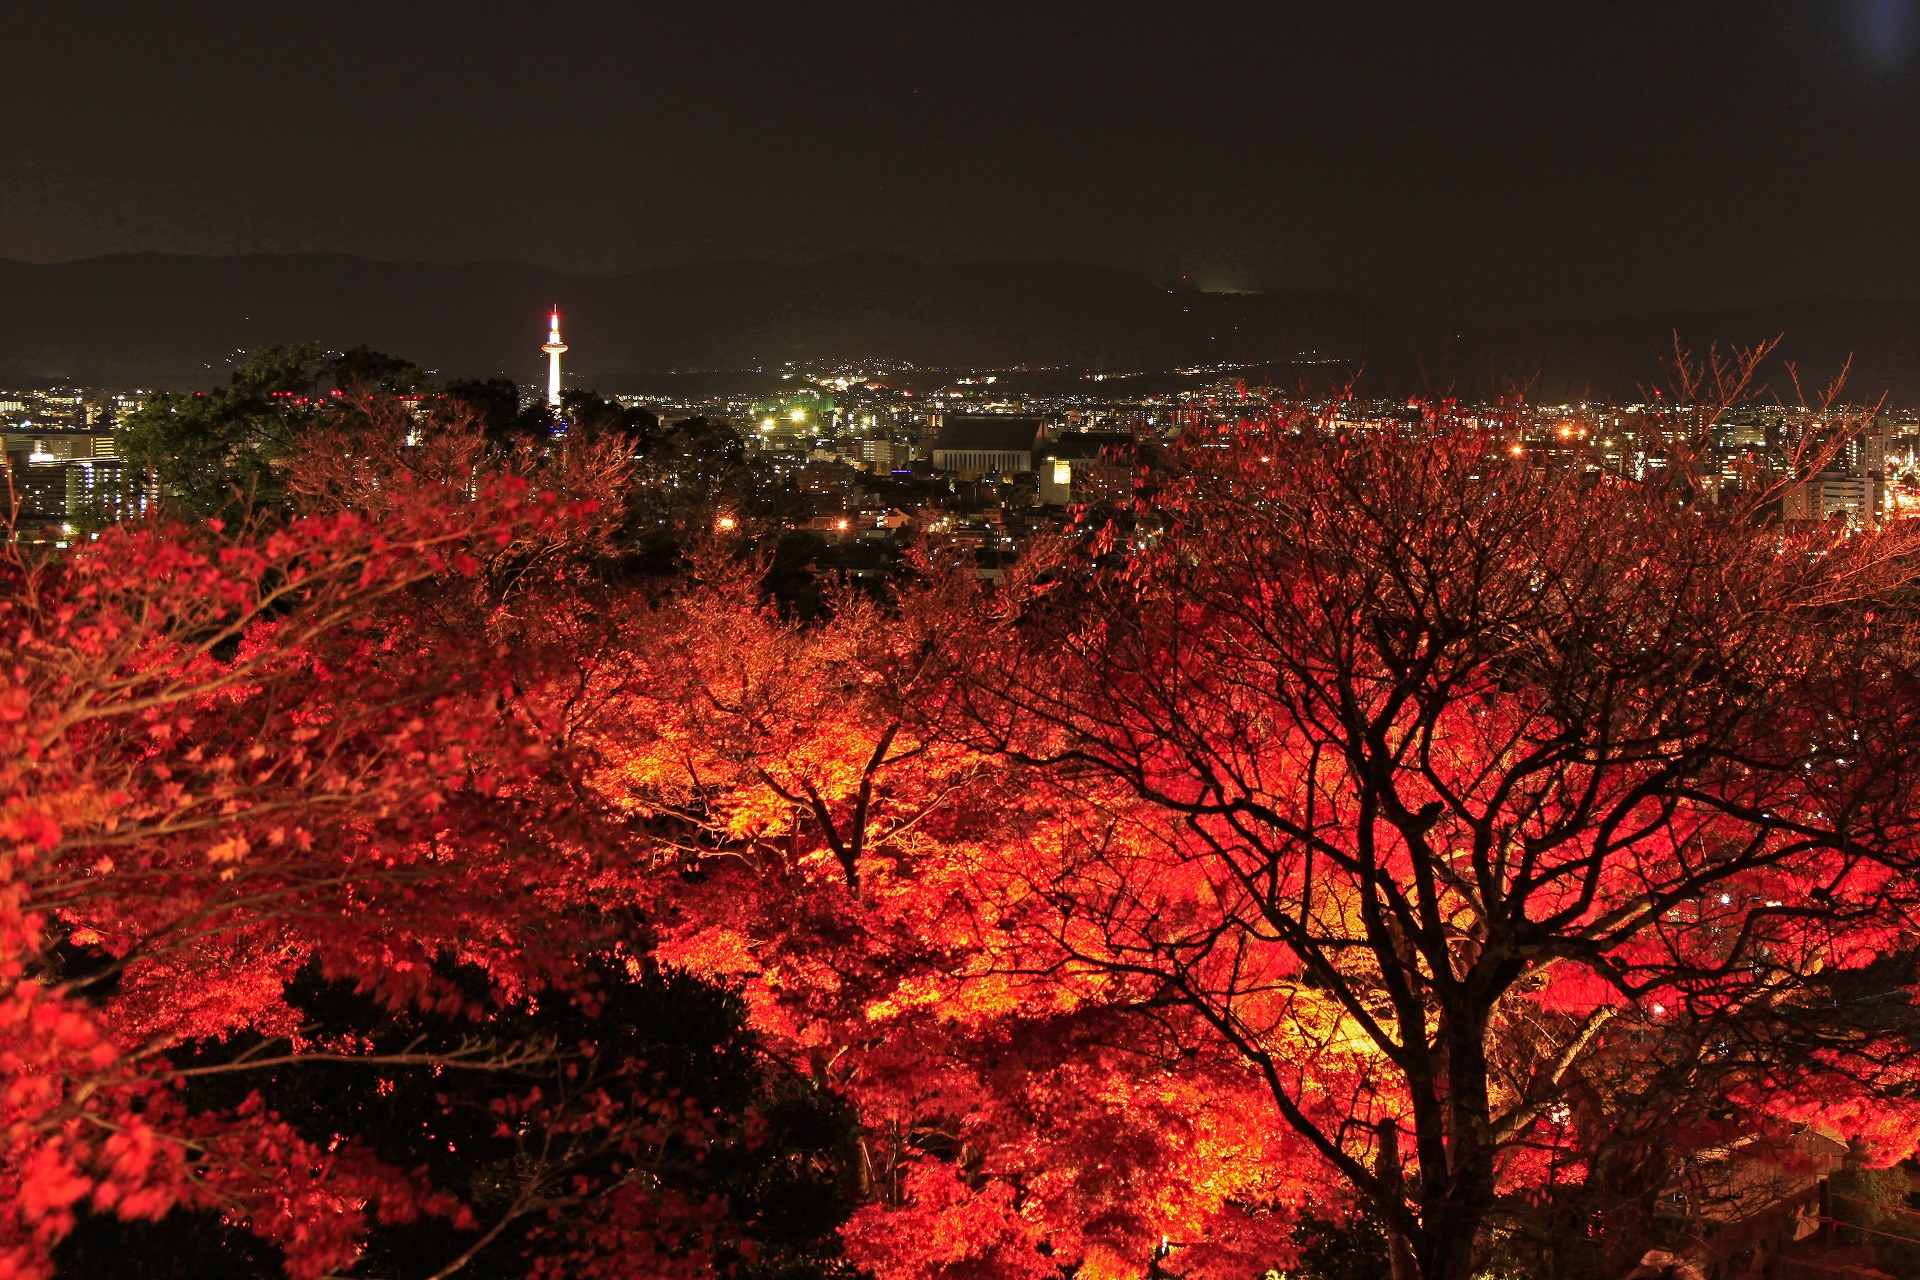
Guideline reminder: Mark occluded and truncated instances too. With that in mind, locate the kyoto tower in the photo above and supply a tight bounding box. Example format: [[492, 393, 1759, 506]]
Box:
[[541, 308, 568, 407]]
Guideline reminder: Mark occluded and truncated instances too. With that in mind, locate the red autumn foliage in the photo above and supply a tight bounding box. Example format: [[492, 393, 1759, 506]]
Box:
[[6, 389, 1920, 1280], [0, 417, 635, 1278]]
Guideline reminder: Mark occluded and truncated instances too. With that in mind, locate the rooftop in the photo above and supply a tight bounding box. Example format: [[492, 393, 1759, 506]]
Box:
[[933, 415, 1045, 454]]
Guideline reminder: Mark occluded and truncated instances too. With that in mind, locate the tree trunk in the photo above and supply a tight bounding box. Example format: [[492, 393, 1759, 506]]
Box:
[[1376, 1119, 1420, 1280], [1410, 1004, 1501, 1280]]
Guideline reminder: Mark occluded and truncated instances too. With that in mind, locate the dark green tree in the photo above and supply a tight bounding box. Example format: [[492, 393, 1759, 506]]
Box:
[[558, 388, 659, 444], [328, 344, 431, 395], [116, 345, 426, 519], [440, 377, 553, 448]]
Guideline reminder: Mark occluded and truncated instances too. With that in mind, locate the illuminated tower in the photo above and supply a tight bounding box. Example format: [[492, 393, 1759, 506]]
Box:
[[541, 308, 568, 407]]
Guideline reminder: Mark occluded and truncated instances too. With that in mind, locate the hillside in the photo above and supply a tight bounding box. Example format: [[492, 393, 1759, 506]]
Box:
[[0, 252, 1912, 401]]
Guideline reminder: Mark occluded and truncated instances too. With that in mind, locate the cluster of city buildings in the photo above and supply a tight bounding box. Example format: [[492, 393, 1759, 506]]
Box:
[[6, 314, 1919, 559], [626, 370, 1920, 555], [0, 387, 141, 541], [1490, 401, 1920, 523]]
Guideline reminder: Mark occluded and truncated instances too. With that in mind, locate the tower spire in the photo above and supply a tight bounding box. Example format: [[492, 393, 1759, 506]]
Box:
[[541, 307, 568, 407]]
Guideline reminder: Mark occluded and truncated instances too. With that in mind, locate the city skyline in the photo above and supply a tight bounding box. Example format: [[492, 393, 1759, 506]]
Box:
[[21, 250, 1920, 405]]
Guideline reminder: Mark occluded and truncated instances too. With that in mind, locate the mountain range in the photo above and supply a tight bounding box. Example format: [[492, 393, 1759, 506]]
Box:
[[3, 251, 1919, 403]]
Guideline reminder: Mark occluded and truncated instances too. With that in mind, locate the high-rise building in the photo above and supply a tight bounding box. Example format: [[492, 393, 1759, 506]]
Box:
[[857, 438, 900, 472], [1782, 472, 1874, 526], [541, 309, 568, 407]]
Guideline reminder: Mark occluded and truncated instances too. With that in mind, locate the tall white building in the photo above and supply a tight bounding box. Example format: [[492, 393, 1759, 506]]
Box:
[[541, 309, 568, 407]]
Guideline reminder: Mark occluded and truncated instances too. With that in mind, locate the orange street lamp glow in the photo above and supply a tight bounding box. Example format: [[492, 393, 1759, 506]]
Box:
[[716, 515, 737, 531]]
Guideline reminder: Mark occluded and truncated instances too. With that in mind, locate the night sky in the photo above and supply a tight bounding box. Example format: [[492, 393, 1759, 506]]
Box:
[[7, 1, 1920, 320]]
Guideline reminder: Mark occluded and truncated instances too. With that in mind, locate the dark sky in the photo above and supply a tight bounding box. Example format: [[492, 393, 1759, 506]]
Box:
[[7, 1, 1920, 319]]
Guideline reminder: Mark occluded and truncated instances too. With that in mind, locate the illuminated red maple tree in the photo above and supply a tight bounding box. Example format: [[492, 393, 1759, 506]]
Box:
[[907, 414, 1920, 1279], [594, 558, 1320, 1279]]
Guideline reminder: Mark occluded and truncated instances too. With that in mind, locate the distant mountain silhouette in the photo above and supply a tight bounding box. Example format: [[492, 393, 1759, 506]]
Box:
[[0, 251, 1914, 402], [1486, 298, 1920, 406]]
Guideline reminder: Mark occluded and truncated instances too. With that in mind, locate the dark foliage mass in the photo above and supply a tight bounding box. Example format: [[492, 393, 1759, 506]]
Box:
[[55, 965, 861, 1280]]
